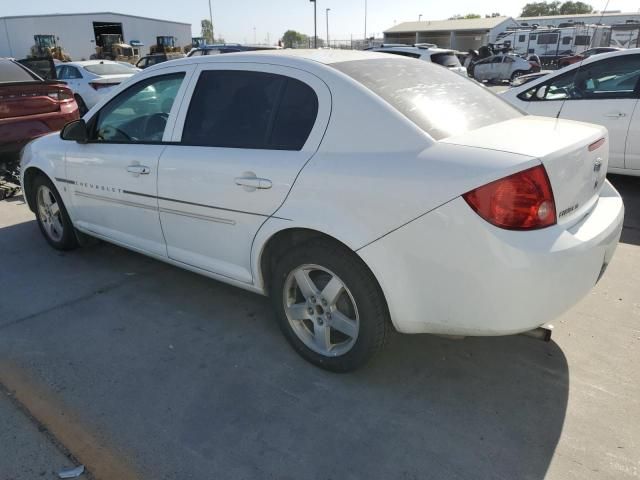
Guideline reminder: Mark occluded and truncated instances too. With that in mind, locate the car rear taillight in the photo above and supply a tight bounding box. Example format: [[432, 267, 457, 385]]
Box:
[[47, 87, 74, 101], [90, 82, 117, 91], [463, 165, 556, 230]]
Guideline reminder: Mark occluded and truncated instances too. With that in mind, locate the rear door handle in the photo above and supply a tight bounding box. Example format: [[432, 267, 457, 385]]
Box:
[[234, 176, 272, 190], [605, 112, 626, 118], [126, 165, 150, 175]]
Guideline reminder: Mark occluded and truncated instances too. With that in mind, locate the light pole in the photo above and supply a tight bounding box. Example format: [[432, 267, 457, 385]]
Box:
[[310, 0, 317, 48], [419, 14, 423, 22], [208, 0, 214, 43], [364, 0, 367, 45], [326, 8, 331, 48]]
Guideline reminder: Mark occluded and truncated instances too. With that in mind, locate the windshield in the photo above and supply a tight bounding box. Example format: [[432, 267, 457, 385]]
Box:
[[332, 58, 521, 140], [84, 63, 134, 76], [430, 52, 462, 68]]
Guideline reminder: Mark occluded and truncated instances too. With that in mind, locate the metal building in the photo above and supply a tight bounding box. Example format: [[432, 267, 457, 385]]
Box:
[[383, 17, 520, 51], [0, 12, 191, 60]]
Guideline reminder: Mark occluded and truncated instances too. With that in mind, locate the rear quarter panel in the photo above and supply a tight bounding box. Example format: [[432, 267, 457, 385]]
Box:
[[252, 69, 539, 288]]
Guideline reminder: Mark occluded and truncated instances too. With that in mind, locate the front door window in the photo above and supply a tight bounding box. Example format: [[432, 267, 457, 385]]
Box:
[[92, 73, 184, 143]]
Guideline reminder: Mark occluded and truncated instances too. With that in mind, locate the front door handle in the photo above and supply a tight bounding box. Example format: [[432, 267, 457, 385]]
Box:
[[127, 165, 150, 175], [605, 112, 626, 118], [234, 176, 272, 190]]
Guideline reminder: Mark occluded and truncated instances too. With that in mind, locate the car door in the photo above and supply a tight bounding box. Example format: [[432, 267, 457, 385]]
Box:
[[64, 65, 194, 255], [626, 100, 640, 171], [157, 63, 331, 283], [56, 66, 73, 89], [500, 56, 515, 80], [472, 58, 491, 81], [524, 54, 640, 170], [64, 65, 83, 93]]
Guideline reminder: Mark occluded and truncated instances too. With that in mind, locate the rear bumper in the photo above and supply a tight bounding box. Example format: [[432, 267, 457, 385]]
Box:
[[0, 107, 78, 158], [358, 180, 624, 335]]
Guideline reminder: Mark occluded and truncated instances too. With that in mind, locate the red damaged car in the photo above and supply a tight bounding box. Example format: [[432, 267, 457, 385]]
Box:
[[0, 58, 79, 162]]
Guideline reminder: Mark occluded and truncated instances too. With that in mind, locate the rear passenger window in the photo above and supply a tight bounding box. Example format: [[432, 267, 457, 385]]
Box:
[[271, 78, 319, 150], [182, 70, 318, 150]]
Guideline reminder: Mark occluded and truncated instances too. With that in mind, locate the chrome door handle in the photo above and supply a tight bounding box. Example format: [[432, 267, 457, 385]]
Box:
[[127, 165, 150, 175], [605, 112, 626, 118], [234, 176, 272, 190]]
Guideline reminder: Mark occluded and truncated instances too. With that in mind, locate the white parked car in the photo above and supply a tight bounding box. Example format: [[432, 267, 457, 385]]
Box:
[[55, 60, 138, 114], [501, 49, 640, 177], [21, 50, 624, 371], [472, 54, 535, 82], [371, 44, 468, 76]]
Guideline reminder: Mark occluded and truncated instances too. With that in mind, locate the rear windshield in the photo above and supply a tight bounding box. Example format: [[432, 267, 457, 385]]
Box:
[[430, 52, 462, 68], [83, 63, 134, 75], [332, 58, 521, 140], [0, 60, 39, 83]]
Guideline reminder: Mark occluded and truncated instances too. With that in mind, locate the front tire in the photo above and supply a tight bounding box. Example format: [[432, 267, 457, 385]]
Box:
[[270, 239, 389, 372], [511, 70, 525, 82], [33, 175, 78, 250]]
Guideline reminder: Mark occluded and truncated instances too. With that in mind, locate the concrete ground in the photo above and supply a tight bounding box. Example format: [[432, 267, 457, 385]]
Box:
[[0, 175, 638, 480], [0, 390, 77, 479]]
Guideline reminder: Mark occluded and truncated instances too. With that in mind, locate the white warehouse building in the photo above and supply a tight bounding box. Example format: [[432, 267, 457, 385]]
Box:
[[383, 17, 521, 51], [0, 12, 192, 60]]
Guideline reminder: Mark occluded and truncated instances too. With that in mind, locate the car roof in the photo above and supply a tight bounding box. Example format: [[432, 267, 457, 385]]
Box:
[[562, 47, 637, 67], [150, 49, 393, 70], [373, 46, 453, 55], [511, 48, 640, 90]]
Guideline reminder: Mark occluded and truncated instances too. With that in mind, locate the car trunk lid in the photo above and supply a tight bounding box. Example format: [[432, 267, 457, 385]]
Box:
[[0, 81, 70, 119], [441, 116, 609, 226], [90, 74, 132, 85]]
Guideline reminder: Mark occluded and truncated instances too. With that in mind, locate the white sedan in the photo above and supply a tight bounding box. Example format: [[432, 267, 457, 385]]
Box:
[[501, 48, 640, 177], [472, 54, 535, 82], [21, 50, 624, 371], [371, 45, 468, 76], [55, 60, 137, 114]]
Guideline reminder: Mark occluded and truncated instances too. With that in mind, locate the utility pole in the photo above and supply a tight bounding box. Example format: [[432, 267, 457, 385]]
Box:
[[326, 8, 331, 48], [208, 0, 214, 42], [310, 0, 317, 48], [364, 0, 367, 46]]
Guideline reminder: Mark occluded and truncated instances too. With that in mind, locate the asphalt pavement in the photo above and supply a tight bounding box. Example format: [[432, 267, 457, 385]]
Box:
[[0, 174, 638, 480]]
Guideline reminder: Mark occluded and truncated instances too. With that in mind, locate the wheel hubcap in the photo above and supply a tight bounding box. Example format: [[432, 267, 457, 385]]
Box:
[[37, 185, 64, 242], [283, 264, 359, 357]]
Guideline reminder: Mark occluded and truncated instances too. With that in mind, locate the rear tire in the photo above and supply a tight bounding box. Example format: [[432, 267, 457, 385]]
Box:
[[33, 175, 78, 251], [270, 238, 389, 372]]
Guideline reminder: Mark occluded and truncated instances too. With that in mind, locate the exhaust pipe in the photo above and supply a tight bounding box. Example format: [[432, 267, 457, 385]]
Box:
[[520, 325, 553, 342]]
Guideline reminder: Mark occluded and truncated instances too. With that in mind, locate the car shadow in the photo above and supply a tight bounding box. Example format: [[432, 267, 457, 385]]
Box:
[[608, 174, 640, 246], [0, 197, 571, 480]]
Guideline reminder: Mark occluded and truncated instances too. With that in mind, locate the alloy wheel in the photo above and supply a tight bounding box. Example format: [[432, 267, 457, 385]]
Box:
[[283, 264, 359, 357], [37, 185, 64, 242]]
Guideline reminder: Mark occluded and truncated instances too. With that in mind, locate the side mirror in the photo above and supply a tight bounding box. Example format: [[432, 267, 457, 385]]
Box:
[[535, 85, 548, 100], [60, 119, 88, 143]]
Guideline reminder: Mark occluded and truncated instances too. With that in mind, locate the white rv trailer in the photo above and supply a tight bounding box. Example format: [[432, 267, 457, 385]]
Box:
[[495, 24, 611, 56], [610, 23, 640, 48]]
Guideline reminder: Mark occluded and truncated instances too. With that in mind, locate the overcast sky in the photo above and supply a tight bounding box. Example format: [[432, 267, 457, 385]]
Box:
[[4, 0, 639, 44]]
